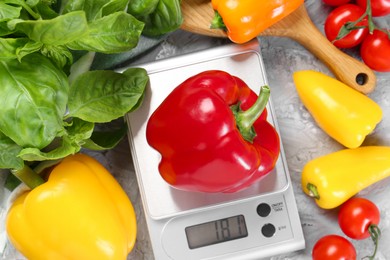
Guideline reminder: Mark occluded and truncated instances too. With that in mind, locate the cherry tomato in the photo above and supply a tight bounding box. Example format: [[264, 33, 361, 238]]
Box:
[[338, 197, 381, 259], [312, 235, 356, 260], [322, 0, 351, 6], [324, 4, 369, 48], [338, 197, 380, 239], [360, 29, 390, 72], [356, 0, 390, 17]]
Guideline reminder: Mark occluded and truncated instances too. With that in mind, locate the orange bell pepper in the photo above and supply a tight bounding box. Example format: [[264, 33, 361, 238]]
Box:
[[211, 0, 304, 44]]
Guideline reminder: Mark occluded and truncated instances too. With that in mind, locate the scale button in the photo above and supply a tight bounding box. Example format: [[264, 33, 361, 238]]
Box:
[[261, 223, 276, 238], [256, 203, 271, 217]]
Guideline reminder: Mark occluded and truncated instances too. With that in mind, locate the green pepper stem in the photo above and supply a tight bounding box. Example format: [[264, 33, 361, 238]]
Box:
[[362, 224, 381, 260], [210, 11, 227, 30], [233, 85, 270, 143], [306, 183, 320, 200], [11, 164, 45, 189]]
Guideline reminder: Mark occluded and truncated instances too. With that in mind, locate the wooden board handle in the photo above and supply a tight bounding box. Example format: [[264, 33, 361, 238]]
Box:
[[262, 5, 376, 94]]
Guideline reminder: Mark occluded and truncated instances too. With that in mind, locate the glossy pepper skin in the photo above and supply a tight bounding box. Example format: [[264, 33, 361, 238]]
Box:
[[211, 0, 304, 44], [293, 70, 382, 148], [6, 153, 137, 260], [302, 146, 390, 209], [146, 70, 280, 193]]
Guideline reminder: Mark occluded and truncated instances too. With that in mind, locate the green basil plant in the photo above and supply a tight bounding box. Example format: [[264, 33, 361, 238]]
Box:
[[0, 0, 182, 179]]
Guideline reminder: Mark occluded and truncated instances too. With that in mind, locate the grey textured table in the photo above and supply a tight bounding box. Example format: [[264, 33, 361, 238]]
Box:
[[1, 0, 390, 259]]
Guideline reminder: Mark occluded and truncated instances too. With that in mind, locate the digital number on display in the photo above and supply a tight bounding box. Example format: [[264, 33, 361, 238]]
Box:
[[185, 215, 248, 249]]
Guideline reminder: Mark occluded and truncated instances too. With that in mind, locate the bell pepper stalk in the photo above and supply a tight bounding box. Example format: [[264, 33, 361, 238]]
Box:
[[6, 153, 137, 259], [146, 70, 280, 193], [302, 146, 390, 209], [210, 0, 304, 44], [232, 84, 271, 142], [10, 165, 45, 190], [293, 70, 382, 149]]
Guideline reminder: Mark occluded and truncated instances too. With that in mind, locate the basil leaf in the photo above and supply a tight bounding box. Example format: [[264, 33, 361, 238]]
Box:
[[10, 11, 88, 45], [18, 136, 80, 161], [41, 44, 73, 68], [133, 0, 182, 36], [127, 0, 159, 16], [0, 132, 23, 170], [19, 118, 94, 161], [0, 21, 13, 36], [0, 3, 21, 36], [35, 1, 59, 19], [26, 0, 40, 7], [0, 38, 29, 60], [66, 11, 144, 54], [0, 3, 22, 21], [15, 40, 43, 60], [67, 67, 148, 123], [122, 67, 148, 112], [0, 53, 69, 149], [66, 117, 95, 143], [82, 121, 127, 150], [100, 0, 130, 17], [62, 0, 128, 21]]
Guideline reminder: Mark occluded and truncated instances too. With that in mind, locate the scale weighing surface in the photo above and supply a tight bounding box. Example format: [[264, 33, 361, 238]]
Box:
[[125, 40, 305, 259]]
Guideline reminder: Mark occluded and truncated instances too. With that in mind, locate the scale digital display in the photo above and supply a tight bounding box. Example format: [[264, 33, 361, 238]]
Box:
[[185, 215, 248, 249]]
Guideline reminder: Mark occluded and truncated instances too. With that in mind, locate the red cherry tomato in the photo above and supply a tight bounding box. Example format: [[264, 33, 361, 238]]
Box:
[[322, 0, 351, 6], [338, 197, 381, 259], [356, 0, 390, 17], [324, 4, 369, 48], [360, 29, 390, 72], [312, 235, 356, 260], [338, 197, 380, 239]]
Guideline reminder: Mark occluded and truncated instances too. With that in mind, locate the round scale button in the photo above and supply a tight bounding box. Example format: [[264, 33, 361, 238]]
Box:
[[261, 223, 276, 238], [256, 203, 271, 217]]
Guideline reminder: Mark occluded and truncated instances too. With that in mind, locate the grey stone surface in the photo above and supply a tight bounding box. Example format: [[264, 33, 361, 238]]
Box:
[[1, 0, 390, 259]]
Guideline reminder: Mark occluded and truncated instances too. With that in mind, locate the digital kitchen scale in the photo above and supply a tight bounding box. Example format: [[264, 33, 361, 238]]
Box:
[[124, 40, 305, 260]]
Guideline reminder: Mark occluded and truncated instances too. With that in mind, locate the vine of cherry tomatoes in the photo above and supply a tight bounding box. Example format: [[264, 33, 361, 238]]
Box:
[[323, 0, 390, 72], [312, 197, 381, 260], [356, 0, 390, 16]]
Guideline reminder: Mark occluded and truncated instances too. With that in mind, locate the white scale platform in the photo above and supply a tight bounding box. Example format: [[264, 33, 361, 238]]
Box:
[[124, 40, 305, 260]]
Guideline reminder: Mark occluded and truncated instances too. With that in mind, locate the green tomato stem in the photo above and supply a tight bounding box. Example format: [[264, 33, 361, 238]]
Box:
[[362, 224, 381, 260], [365, 0, 376, 34], [335, 0, 380, 41], [11, 164, 45, 189], [232, 85, 270, 143]]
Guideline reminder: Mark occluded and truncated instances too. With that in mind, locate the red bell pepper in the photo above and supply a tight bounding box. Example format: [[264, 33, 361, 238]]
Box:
[[146, 70, 280, 193]]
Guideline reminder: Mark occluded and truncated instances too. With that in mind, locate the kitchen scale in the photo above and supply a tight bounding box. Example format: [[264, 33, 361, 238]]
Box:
[[124, 39, 305, 259]]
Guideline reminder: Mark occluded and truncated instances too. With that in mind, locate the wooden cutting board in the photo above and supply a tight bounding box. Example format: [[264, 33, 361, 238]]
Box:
[[180, 0, 376, 94]]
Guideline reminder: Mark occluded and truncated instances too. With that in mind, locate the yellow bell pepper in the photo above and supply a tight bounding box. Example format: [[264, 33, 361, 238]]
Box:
[[6, 153, 137, 260], [302, 146, 390, 209], [293, 70, 382, 148]]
